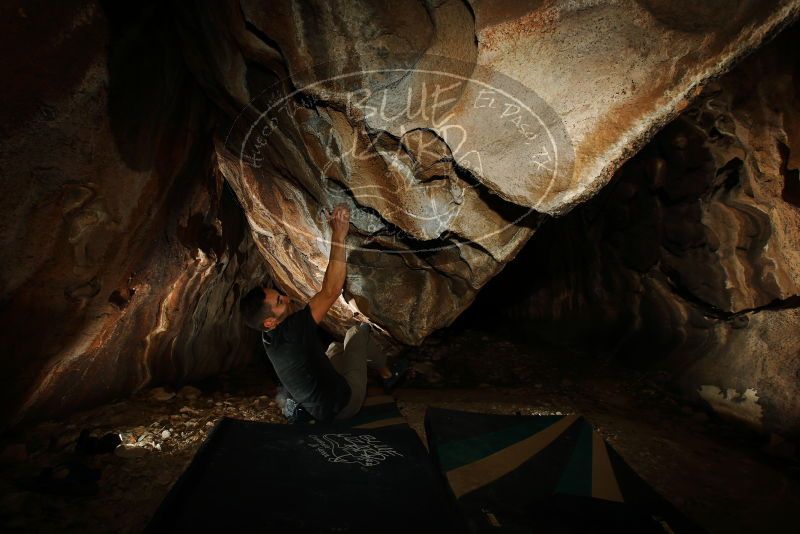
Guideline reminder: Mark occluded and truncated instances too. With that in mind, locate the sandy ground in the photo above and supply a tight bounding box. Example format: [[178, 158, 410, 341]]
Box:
[[0, 327, 798, 532]]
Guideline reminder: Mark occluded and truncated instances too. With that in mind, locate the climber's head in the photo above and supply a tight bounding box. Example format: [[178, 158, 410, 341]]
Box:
[[240, 284, 295, 331]]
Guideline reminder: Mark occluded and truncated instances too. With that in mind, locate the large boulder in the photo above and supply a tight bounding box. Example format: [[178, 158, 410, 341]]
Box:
[[188, 0, 800, 344]]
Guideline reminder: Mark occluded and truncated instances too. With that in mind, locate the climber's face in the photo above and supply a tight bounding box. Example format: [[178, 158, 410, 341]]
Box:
[[261, 287, 298, 329]]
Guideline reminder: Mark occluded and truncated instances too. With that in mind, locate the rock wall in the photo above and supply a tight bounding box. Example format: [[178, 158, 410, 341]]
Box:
[[2, 0, 799, 427], [183, 0, 799, 345], [0, 1, 265, 428], [471, 25, 800, 436]]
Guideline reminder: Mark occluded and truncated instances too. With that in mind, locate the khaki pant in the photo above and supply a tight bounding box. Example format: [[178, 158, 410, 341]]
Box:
[[328, 324, 388, 420]]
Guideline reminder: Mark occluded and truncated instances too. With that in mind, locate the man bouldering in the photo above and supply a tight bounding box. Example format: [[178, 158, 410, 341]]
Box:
[[239, 204, 408, 422]]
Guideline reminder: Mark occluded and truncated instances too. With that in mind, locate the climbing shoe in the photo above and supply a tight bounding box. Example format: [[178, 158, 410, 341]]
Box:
[[382, 359, 410, 393]]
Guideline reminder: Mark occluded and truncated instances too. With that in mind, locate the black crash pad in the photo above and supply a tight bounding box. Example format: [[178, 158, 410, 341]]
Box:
[[147, 400, 464, 532]]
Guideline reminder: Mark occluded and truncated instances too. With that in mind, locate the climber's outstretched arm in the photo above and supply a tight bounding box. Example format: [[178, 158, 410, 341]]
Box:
[[309, 204, 349, 325]]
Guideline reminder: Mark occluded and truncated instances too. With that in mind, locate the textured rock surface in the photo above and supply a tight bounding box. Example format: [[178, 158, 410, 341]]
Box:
[[0, 2, 265, 427], [471, 26, 800, 436], [2, 0, 800, 428], [188, 0, 800, 344]]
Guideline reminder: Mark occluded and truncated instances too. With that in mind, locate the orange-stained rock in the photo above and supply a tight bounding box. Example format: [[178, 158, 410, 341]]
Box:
[[199, 0, 799, 344], [2, 0, 800, 430], [0, 1, 265, 427]]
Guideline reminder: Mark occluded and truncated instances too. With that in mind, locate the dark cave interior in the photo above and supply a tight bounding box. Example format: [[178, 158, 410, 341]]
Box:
[[1, 0, 799, 532]]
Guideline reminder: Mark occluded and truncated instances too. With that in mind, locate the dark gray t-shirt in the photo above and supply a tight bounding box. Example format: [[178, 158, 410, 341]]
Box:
[[262, 305, 350, 422]]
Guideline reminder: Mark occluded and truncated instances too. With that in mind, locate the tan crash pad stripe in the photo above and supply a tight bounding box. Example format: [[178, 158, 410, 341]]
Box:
[[362, 395, 395, 407], [446, 414, 579, 499], [353, 417, 407, 429], [591, 431, 624, 502]]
